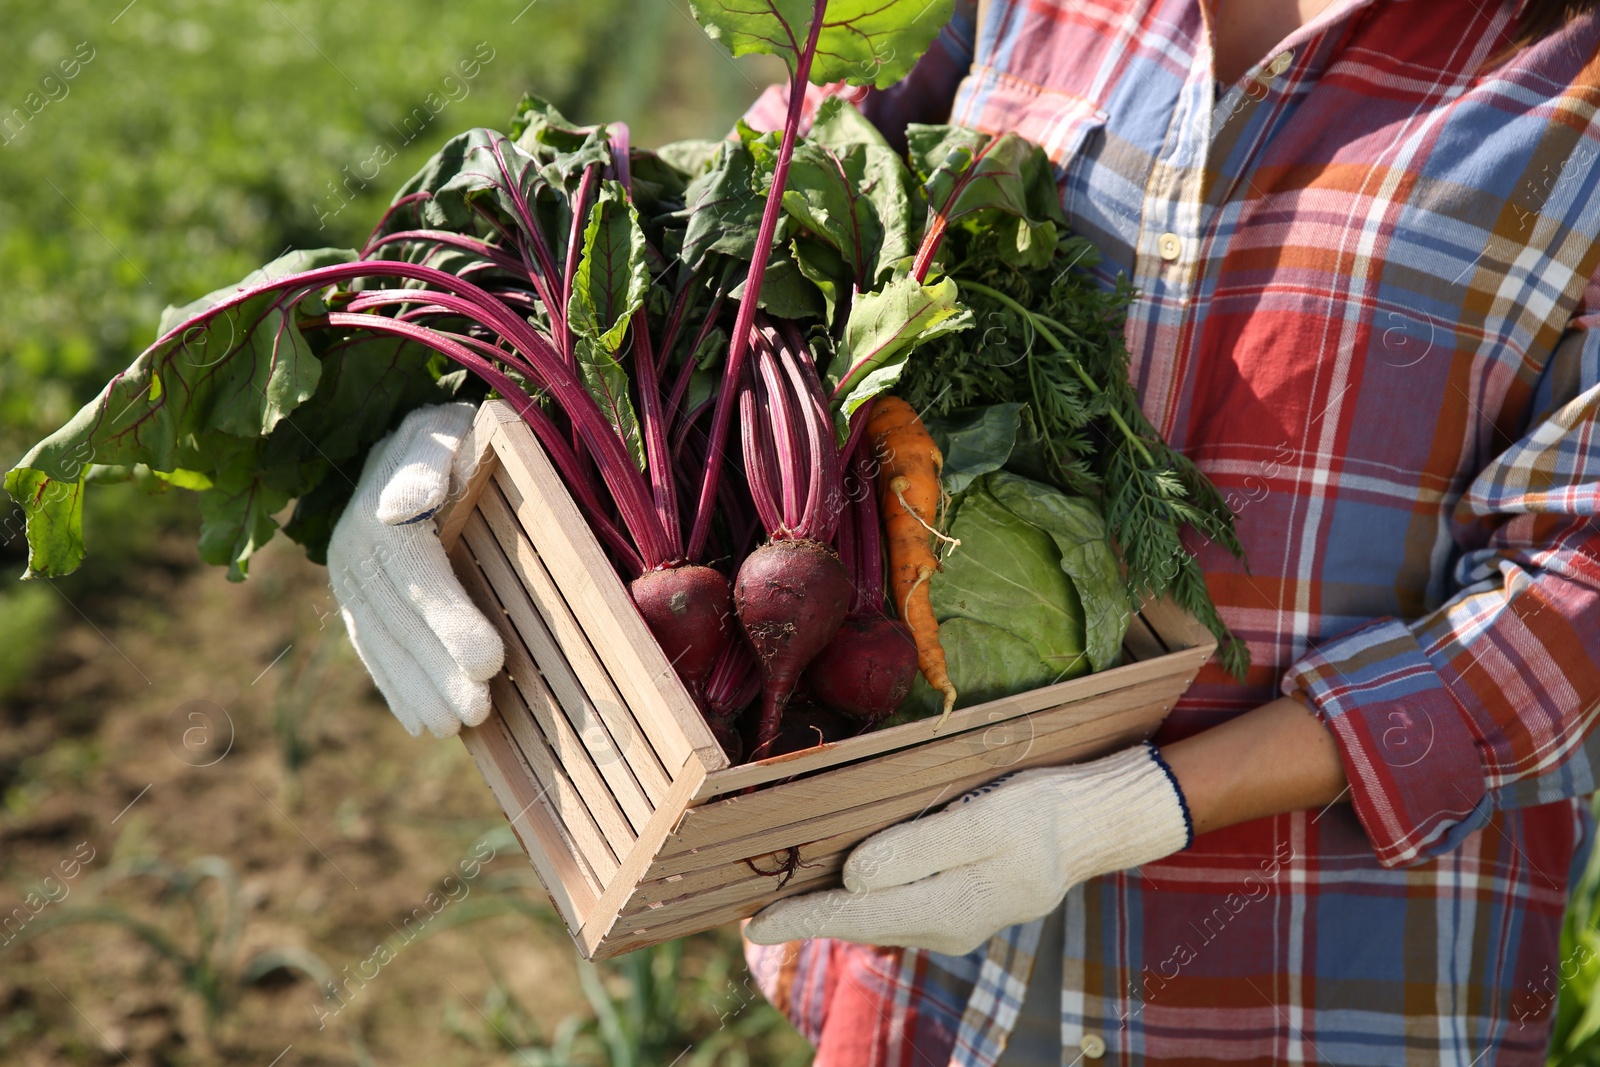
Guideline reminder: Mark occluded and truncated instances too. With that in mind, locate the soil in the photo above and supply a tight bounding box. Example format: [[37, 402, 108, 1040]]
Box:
[[0, 532, 616, 1065]]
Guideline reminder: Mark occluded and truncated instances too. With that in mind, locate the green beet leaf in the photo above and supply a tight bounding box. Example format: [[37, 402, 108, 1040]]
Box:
[[197, 441, 294, 581], [826, 273, 971, 417], [810, 99, 918, 282], [687, 0, 955, 88], [4, 247, 358, 578], [567, 182, 650, 470], [932, 479, 1089, 679], [2, 470, 84, 579], [779, 141, 885, 285], [792, 236, 851, 328], [569, 182, 650, 353], [907, 125, 1065, 262], [679, 140, 765, 268]]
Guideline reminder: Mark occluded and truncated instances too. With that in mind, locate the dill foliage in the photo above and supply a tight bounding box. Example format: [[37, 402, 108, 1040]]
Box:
[[898, 233, 1249, 678]]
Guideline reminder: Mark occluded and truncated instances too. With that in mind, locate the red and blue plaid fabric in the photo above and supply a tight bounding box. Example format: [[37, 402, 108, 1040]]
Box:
[[743, 0, 1600, 1063]]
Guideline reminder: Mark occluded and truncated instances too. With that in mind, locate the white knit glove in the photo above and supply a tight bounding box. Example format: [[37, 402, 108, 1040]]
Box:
[[744, 744, 1192, 956], [328, 402, 505, 738]]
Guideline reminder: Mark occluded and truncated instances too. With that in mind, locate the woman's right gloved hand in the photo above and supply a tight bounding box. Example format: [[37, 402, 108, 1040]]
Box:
[[327, 402, 505, 738]]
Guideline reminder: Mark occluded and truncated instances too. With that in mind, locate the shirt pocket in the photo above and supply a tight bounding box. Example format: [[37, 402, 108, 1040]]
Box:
[[949, 67, 1109, 226]]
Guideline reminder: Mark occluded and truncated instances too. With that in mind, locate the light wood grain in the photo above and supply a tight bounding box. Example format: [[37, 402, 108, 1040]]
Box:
[[451, 538, 635, 868], [485, 672, 620, 885], [1140, 597, 1217, 656], [644, 707, 1166, 883], [664, 673, 1179, 859], [467, 501, 666, 823], [481, 401, 727, 773], [1120, 614, 1167, 662], [575, 758, 708, 958], [666, 674, 1180, 853], [692, 642, 1196, 801], [617, 844, 844, 921], [436, 403, 503, 553], [620, 853, 841, 922], [460, 712, 599, 930], [598, 703, 1167, 950]]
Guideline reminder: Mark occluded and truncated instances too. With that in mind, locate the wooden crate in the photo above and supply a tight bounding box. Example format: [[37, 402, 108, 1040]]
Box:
[[436, 400, 1215, 960]]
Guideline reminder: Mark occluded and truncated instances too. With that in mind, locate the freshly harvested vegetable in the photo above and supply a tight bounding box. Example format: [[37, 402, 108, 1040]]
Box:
[[867, 396, 957, 718], [902, 471, 1129, 717], [733, 323, 853, 758], [897, 232, 1248, 675], [630, 564, 735, 705], [804, 454, 918, 724]]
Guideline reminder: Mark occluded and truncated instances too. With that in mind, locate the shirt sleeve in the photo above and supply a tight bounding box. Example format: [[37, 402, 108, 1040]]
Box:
[[739, 0, 978, 148], [1283, 266, 1600, 868]]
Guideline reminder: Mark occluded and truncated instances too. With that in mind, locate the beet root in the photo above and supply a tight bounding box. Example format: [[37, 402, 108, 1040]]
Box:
[[734, 538, 852, 757], [631, 564, 734, 704], [805, 614, 919, 724]]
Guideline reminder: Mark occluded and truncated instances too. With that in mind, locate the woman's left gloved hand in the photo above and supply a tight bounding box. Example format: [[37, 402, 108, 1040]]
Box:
[[744, 744, 1193, 956]]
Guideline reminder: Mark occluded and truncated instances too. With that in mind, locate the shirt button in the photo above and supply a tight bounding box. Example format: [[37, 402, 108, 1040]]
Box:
[[1080, 1033, 1107, 1059], [1157, 232, 1182, 261]]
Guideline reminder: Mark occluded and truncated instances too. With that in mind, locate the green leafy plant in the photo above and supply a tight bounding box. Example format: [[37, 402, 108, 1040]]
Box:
[[1550, 798, 1600, 1064], [3, 854, 337, 1032], [446, 931, 811, 1067]]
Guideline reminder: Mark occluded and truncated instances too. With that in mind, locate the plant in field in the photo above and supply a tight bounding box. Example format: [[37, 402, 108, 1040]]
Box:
[[2, 854, 337, 1035], [1549, 797, 1600, 1065], [445, 931, 811, 1067]]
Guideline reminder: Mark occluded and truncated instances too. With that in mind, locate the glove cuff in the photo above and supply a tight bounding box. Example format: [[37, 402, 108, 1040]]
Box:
[[1049, 743, 1193, 881], [1146, 742, 1195, 849]]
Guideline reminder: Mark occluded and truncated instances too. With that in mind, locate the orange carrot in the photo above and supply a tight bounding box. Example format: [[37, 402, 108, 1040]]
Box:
[[867, 397, 958, 721]]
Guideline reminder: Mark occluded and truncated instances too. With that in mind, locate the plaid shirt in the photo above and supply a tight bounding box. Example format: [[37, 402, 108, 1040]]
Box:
[[743, 0, 1600, 1064]]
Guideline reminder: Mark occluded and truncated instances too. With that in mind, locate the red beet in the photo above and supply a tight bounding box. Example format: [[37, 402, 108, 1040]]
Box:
[[631, 564, 734, 705], [734, 538, 852, 758], [707, 715, 744, 764], [704, 633, 762, 721], [742, 697, 855, 759], [805, 614, 919, 724]]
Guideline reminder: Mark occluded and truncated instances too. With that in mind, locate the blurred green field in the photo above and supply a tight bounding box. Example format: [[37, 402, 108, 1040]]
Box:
[[0, 0, 768, 694], [0, 3, 813, 1065]]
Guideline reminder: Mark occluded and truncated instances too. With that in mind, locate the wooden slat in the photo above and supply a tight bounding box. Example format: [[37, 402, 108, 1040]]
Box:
[[454, 534, 633, 857], [627, 822, 873, 910], [622, 854, 841, 923], [436, 403, 503, 553], [1140, 597, 1217, 655], [644, 699, 1168, 883], [574, 756, 709, 958], [453, 540, 634, 868], [481, 403, 727, 774], [486, 673, 620, 885], [623, 848, 844, 919], [1120, 614, 1167, 662], [667, 672, 1181, 858], [466, 502, 667, 821], [692, 642, 1197, 801], [461, 713, 600, 929]]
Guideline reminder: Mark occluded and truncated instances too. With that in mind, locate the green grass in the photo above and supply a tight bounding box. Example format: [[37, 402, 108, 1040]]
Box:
[[0, 584, 60, 698]]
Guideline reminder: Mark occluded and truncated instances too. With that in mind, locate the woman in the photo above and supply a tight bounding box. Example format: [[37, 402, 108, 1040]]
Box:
[[329, 0, 1600, 1062]]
